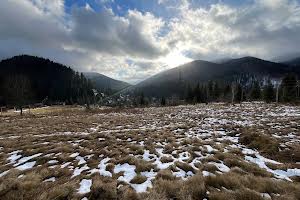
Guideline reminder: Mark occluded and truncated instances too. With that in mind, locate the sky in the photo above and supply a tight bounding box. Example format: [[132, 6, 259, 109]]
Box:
[[1, 0, 300, 84]]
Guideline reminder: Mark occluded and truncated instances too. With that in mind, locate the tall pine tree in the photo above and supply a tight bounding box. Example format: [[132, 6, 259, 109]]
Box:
[[250, 81, 261, 101], [281, 73, 298, 102], [263, 79, 275, 103]]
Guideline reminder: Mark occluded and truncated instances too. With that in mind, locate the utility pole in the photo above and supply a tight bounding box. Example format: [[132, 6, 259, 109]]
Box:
[[231, 83, 235, 104], [276, 83, 279, 104], [297, 80, 300, 99], [241, 87, 243, 104], [207, 85, 209, 103]]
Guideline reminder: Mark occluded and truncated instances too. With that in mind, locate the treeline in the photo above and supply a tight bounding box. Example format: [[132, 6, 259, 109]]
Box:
[[133, 73, 300, 107], [0, 55, 94, 113], [183, 73, 299, 104]]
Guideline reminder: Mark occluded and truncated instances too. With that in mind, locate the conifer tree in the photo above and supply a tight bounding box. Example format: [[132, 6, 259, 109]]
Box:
[[263, 79, 275, 103], [281, 73, 297, 102], [235, 83, 243, 102], [4, 75, 33, 115], [161, 97, 166, 106], [207, 80, 213, 102], [213, 82, 220, 100], [186, 84, 194, 103], [140, 93, 145, 106], [194, 83, 201, 103], [250, 81, 261, 100]]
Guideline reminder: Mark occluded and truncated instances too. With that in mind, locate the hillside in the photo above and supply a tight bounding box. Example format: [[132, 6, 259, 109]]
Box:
[[127, 57, 298, 97], [0, 55, 93, 106], [282, 57, 300, 67], [84, 72, 131, 93]]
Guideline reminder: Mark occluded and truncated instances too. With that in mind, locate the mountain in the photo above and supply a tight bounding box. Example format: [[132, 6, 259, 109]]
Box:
[[84, 72, 131, 93], [212, 57, 234, 64], [127, 57, 298, 97], [282, 57, 300, 67], [0, 55, 93, 106], [126, 60, 221, 97], [220, 57, 289, 77], [272, 53, 300, 63]]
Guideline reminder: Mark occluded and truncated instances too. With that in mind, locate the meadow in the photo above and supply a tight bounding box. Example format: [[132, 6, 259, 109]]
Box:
[[0, 103, 299, 200]]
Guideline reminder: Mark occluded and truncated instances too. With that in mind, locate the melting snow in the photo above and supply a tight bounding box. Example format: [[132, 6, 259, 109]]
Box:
[[16, 161, 36, 170], [245, 154, 299, 181], [14, 153, 42, 167], [61, 162, 71, 168], [209, 162, 230, 173], [98, 157, 112, 177], [48, 160, 59, 164], [43, 177, 56, 182], [0, 170, 9, 177], [76, 156, 86, 165], [205, 145, 216, 153], [78, 179, 92, 194], [72, 164, 90, 177], [114, 163, 136, 183]]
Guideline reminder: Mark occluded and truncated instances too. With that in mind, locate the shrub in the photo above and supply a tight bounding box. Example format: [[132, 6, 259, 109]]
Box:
[[156, 169, 177, 180], [89, 176, 117, 200], [179, 174, 206, 200], [130, 174, 147, 184]]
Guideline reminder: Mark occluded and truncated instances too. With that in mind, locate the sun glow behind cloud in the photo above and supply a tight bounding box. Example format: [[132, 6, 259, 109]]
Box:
[[160, 50, 193, 69]]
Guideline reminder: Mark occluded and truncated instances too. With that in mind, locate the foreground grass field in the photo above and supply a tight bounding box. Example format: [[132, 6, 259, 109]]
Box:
[[0, 103, 299, 200]]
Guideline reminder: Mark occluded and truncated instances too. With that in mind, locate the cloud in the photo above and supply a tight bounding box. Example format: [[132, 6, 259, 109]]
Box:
[[0, 0, 68, 59], [69, 7, 168, 59], [0, 0, 169, 83], [29, 0, 65, 19], [164, 0, 300, 60], [0, 0, 300, 83]]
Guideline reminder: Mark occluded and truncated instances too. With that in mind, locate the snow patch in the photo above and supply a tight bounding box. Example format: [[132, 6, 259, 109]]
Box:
[[78, 179, 92, 194]]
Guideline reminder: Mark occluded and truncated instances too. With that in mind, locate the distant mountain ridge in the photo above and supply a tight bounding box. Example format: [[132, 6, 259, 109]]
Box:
[[84, 72, 131, 93], [1, 55, 299, 102], [124, 56, 300, 97], [282, 57, 300, 67]]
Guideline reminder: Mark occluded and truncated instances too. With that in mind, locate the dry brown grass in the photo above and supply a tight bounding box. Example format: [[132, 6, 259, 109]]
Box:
[[205, 173, 240, 190], [142, 192, 168, 200], [223, 158, 272, 177], [202, 163, 219, 173], [209, 188, 265, 200], [160, 156, 173, 163], [234, 188, 264, 200], [147, 173, 206, 200], [135, 159, 156, 173], [130, 174, 147, 184], [39, 181, 77, 200], [106, 163, 115, 173], [208, 190, 235, 200], [0, 171, 77, 200], [240, 128, 280, 157], [175, 161, 196, 173], [119, 186, 140, 200], [156, 169, 177, 180], [0, 104, 299, 199], [151, 179, 182, 199], [89, 176, 117, 200], [178, 174, 206, 200]]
